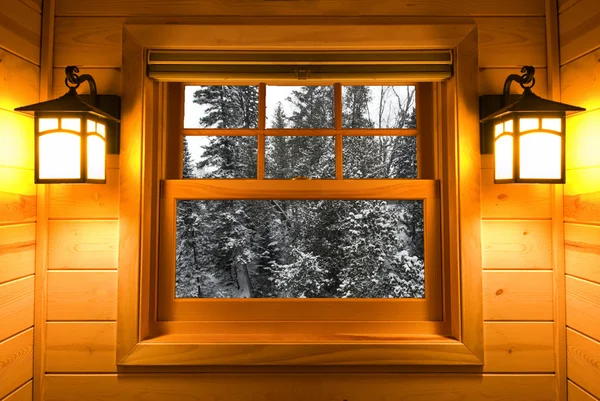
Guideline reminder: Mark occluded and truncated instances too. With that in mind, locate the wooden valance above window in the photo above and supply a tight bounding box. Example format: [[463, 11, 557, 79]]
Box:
[[147, 50, 453, 83]]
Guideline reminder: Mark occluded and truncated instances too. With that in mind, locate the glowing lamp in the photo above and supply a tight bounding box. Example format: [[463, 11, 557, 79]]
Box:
[[480, 66, 585, 183], [15, 66, 120, 184]]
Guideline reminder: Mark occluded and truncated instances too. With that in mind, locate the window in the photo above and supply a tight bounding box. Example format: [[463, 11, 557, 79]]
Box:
[[118, 24, 482, 366], [157, 83, 443, 330]]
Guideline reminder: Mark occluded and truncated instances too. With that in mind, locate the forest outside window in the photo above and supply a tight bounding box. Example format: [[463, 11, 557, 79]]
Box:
[[157, 82, 443, 334]]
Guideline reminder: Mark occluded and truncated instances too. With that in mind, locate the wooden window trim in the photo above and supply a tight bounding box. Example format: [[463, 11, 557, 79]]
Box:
[[157, 83, 442, 326], [118, 22, 482, 366]]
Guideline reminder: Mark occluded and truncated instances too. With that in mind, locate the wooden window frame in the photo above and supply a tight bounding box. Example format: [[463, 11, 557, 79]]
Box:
[[117, 22, 482, 366], [157, 83, 443, 329]]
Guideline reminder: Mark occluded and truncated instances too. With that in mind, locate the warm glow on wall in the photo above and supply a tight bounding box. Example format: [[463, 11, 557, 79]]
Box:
[[14, 66, 119, 184], [480, 66, 585, 184]]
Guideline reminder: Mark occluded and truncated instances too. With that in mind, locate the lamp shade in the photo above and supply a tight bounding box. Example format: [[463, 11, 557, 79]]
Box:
[[15, 87, 119, 184]]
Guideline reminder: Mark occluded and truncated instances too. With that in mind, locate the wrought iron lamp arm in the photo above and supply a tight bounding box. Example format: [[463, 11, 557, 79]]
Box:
[[65, 66, 97, 106], [502, 65, 536, 106]]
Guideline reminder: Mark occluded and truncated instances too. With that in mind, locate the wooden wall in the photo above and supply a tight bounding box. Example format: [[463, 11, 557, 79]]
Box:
[[41, 0, 561, 399], [0, 1, 41, 401], [559, 0, 600, 400]]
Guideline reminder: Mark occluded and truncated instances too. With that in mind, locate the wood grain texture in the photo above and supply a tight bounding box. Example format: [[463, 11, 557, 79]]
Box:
[[0, 111, 34, 170], [567, 328, 600, 398], [0, 329, 33, 400], [480, 169, 552, 219], [0, 50, 39, 113], [561, 48, 600, 113], [0, 224, 35, 284], [48, 168, 119, 219], [42, 321, 554, 373], [48, 220, 118, 270], [1, 381, 32, 401], [483, 270, 553, 320], [559, 0, 600, 65], [0, 168, 36, 226], [47, 271, 117, 320], [52, 67, 121, 98], [483, 322, 554, 372], [559, 0, 582, 14], [565, 223, 600, 284], [481, 220, 552, 270], [54, 0, 545, 17], [567, 276, 600, 342], [566, 110, 600, 170], [46, 322, 116, 372], [479, 67, 548, 97], [0, 0, 42, 65], [477, 17, 546, 68], [569, 380, 600, 401], [564, 167, 600, 224], [0, 277, 34, 342], [45, 374, 555, 401], [53, 16, 545, 68], [19, 0, 42, 13]]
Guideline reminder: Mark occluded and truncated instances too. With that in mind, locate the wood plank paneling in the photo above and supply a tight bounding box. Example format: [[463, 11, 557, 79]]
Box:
[[0, 329, 33, 400], [45, 321, 553, 373], [45, 374, 555, 401], [568, 328, 600, 398], [480, 169, 552, 219], [560, 0, 600, 65], [52, 67, 121, 98], [0, 111, 34, 170], [483, 270, 553, 320], [47, 271, 117, 320], [477, 17, 546, 68], [49, 169, 119, 219], [0, 277, 34, 342], [0, 168, 36, 226], [479, 68, 548, 97], [53, 17, 546, 68], [0, 50, 39, 113], [46, 322, 116, 372], [48, 220, 118, 270], [483, 322, 554, 372], [565, 167, 600, 224], [0, 0, 42, 65], [482, 220, 552, 270], [561, 48, 600, 113], [565, 223, 600, 284], [567, 276, 600, 342], [569, 381, 600, 401], [559, 0, 583, 14], [566, 110, 600, 170], [19, 0, 42, 13], [54, 0, 546, 17], [1, 381, 32, 401], [0, 224, 35, 284]]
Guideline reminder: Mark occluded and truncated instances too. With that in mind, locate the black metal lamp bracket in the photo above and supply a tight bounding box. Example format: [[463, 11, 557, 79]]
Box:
[[479, 66, 536, 154], [64, 66, 121, 154]]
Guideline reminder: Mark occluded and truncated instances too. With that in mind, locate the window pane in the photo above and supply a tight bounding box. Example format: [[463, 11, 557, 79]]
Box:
[[175, 200, 424, 299], [266, 86, 334, 129], [342, 86, 416, 129], [184, 86, 259, 129], [344, 136, 417, 178], [183, 136, 257, 178], [265, 136, 335, 179]]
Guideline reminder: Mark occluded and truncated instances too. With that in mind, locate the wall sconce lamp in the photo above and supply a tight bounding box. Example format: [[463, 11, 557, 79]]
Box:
[[15, 66, 120, 184], [480, 66, 585, 184]]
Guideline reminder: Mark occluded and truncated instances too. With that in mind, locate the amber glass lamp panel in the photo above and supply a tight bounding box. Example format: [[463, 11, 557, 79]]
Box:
[[37, 117, 82, 181], [86, 119, 107, 181], [518, 116, 563, 181], [494, 118, 514, 181]]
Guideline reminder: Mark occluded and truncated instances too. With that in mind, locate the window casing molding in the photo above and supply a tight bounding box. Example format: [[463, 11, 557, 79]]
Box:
[[117, 22, 482, 366]]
